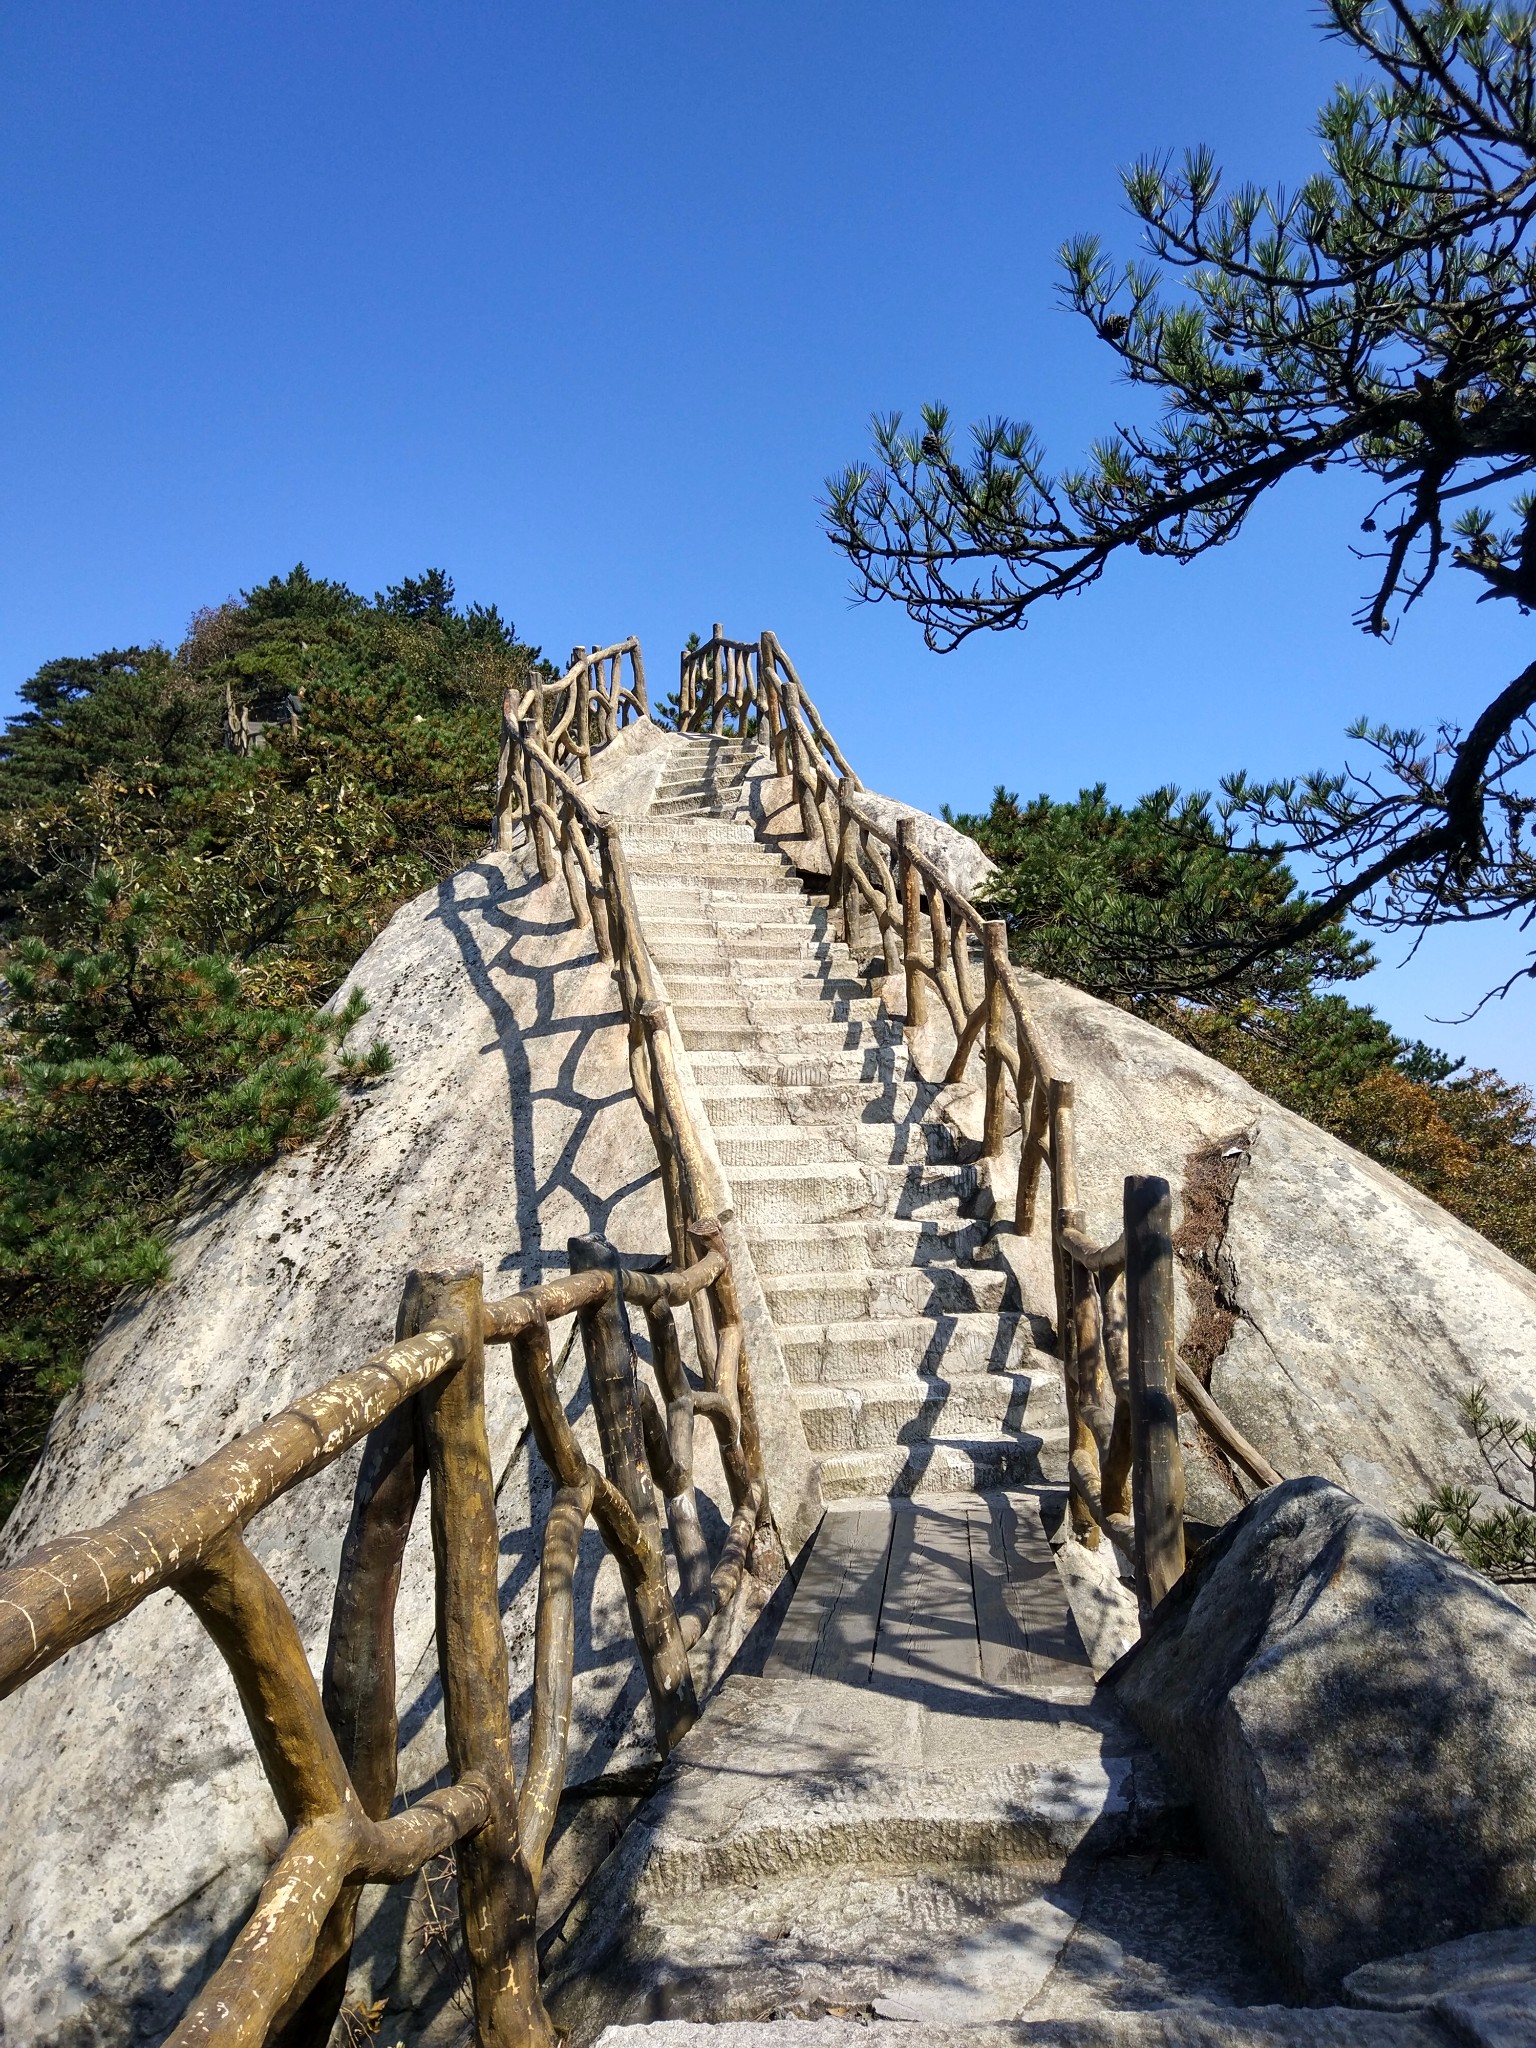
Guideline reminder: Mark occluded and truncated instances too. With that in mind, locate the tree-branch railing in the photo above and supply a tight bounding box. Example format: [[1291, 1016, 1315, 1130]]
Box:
[[672, 625, 1282, 1609], [0, 620, 1290, 2046], [0, 620, 781, 2048], [0, 1222, 769, 2048], [493, 637, 650, 852]]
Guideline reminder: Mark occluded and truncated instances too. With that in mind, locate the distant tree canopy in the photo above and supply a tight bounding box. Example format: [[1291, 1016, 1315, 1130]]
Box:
[[952, 781, 1536, 1271], [828, 3, 1536, 998], [0, 566, 547, 1518]]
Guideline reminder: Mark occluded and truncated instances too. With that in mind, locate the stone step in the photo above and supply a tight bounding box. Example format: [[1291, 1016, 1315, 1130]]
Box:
[[796, 1370, 1066, 1452], [541, 1674, 1214, 2042], [673, 996, 890, 1040], [651, 790, 745, 815], [726, 1162, 880, 1228], [665, 971, 874, 1008], [817, 1433, 1068, 1499], [713, 1120, 966, 1171], [697, 1079, 932, 1129], [626, 848, 794, 876], [620, 820, 759, 847], [579, 2008, 1396, 2046], [741, 1216, 996, 1277], [727, 1160, 978, 1231], [758, 1260, 1014, 1321], [687, 1045, 920, 1092], [647, 925, 834, 957], [673, 1011, 900, 1056], [634, 880, 810, 909], [777, 1311, 1040, 1385]]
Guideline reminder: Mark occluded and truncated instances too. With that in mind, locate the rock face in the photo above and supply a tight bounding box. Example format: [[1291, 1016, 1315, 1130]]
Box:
[[1106, 1477, 1536, 1999], [1011, 974, 1536, 1537], [0, 724, 789, 2048]]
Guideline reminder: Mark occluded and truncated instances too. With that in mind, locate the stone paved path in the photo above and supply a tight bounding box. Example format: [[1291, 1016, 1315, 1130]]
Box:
[[534, 737, 1411, 2047]]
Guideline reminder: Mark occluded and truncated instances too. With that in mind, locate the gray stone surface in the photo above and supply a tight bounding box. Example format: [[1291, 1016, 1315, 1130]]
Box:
[[543, 1668, 1212, 2045], [1107, 1477, 1536, 2001], [1345, 1928, 1536, 2010], [1345, 1929, 1536, 2048], [596, 2012, 1456, 2046]]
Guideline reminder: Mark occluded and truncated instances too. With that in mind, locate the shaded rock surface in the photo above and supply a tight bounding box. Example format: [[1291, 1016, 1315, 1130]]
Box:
[[595, 2019, 1458, 2047], [1106, 1477, 1536, 2000]]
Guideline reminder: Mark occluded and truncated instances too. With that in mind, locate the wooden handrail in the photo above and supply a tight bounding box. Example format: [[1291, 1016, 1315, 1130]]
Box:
[[1, 619, 1292, 2045], [0, 1204, 771, 2045], [0, 632, 778, 2047]]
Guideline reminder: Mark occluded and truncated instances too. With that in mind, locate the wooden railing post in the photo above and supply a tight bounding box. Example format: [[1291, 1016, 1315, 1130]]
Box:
[[710, 623, 726, 732], [415, 1262, 546, 2048], [897, 818, 926, 1029], [572, 647, 592, 779], [568, 1235, 699, 1753], [761, 631, 786, 774], [1048, 1081, 1098, 1547], [981, 921, 1009, 1161], [630, 637, 649, 718], [1123, 1177, 1187, 1622], [519, 719, 556, 883]]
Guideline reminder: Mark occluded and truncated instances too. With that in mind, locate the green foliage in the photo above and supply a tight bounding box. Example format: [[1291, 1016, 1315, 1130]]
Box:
[[955, 781, 1536, 1271], [947, 783, 1373, 1006], [0, 565, 544, 1518], [1408, 1383, 1536, 1585]]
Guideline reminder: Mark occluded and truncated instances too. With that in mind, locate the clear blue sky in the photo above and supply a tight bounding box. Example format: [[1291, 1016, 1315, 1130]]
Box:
[[3, 2, 1531, 1079]]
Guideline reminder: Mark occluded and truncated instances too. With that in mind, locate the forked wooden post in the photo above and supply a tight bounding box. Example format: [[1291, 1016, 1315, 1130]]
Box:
[[518, 720, 556, 883], [414, 1262, 545, 2048], [1123, 1177, 1187, 1622], [981, 921, 1010, 1162], [568, 1236, 699, 1753], [897, 818, 926, 1029]]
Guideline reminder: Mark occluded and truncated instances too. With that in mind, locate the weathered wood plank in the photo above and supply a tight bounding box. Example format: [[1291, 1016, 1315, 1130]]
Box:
[[764, 1503, 892, 1680], [810, 1501, 896, 1684], [870, 1500, 981, 1693], [990, 1492, 1092, 1690]]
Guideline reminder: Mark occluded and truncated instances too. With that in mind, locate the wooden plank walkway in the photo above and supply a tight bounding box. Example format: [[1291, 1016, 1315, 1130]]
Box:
[[764, 1490, 1095, 1710]]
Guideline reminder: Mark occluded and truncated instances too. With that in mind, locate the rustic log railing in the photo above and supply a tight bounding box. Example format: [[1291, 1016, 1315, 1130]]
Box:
[[0, 1228, 769, 2048], [492, 637, 649, 851], [0, 620, 781, 2048], [671, 625, 1281, 1610], [1, 620, 1288, 2047]]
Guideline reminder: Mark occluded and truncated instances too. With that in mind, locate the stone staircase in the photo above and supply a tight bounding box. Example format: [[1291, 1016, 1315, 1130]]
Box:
[[537, 732, 1437, 2048], [624, 734, 1068, 1502]]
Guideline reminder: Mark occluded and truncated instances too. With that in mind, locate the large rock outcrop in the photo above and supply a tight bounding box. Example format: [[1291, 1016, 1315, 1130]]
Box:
[[0, 725, 801, 2046], [1107, 1477, 1536, 1998]]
